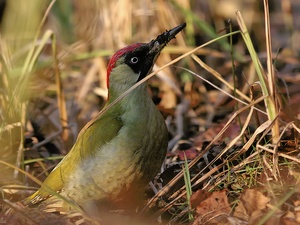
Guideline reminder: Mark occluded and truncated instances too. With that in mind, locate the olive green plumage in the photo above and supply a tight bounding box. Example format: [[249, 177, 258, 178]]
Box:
[[27, 86, 167, 209], [25, 23, 186, 212]]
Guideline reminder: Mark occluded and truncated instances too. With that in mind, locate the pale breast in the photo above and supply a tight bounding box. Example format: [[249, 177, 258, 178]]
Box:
[[64, 92, 168, 208]]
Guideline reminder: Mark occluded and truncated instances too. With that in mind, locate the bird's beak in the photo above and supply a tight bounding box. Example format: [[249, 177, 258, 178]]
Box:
[[148, 23, 186, 56]]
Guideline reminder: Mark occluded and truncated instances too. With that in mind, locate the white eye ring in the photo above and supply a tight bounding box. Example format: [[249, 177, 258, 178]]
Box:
[[130, 57, 139, 64]]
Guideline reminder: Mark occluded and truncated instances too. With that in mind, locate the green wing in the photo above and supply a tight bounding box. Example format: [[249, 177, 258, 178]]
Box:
[[25, 108, 123, 205]]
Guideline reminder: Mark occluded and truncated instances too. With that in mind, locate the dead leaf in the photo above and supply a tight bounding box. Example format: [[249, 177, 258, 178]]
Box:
[[178, 148, 199, 160], [190, 190, 212, 209], [281, 219, 300, 225], [293, 200, 300, 223], [238, 189, 277, 225], [241, 189, 270, 215], [191, 190, 231, 224], [233, 200, 249, 222], [195, 190, 230, 216]]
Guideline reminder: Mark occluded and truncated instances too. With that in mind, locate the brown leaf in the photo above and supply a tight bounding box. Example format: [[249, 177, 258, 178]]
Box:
[[233, 200, 249, 222], [281, 218, 300, 225], [241, 189, 270, 216], [238, 189, 276, 225], [190, 190, 212, 209], [195, 190, 231, 216], [178, 148, 199, 160], [191, 190, 231, 224]]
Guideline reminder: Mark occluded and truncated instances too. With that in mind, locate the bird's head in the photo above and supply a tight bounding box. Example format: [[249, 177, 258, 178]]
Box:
[[106, 23, 186, 99]]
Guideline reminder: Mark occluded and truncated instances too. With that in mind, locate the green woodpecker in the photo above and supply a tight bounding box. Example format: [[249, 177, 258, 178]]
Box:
[[25, 23, 186, 212]]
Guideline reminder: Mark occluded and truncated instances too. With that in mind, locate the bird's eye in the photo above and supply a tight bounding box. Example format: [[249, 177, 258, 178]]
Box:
[[130, 57, 139, 64]]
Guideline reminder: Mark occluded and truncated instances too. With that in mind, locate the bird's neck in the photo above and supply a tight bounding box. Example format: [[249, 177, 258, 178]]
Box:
[[107, 84, 148, 103], [107, 84, 153, 112]]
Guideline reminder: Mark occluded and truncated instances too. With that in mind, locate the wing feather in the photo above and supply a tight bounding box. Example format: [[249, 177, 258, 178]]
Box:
[[25, 109, 123, 205]]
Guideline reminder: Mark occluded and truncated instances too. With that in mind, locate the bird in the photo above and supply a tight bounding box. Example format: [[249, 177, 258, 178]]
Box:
[[24, 23, 186, 213]]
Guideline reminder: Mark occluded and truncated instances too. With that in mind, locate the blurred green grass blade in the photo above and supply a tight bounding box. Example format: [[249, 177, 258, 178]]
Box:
[[0, 0, 54, 183], [172, 1, 230, 51], [236, 14, 268, 96], [183, 153, 193, 221], [1, 0, 46, 64], [236, 10, 279, 146], [51, 0, 75, 43]]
